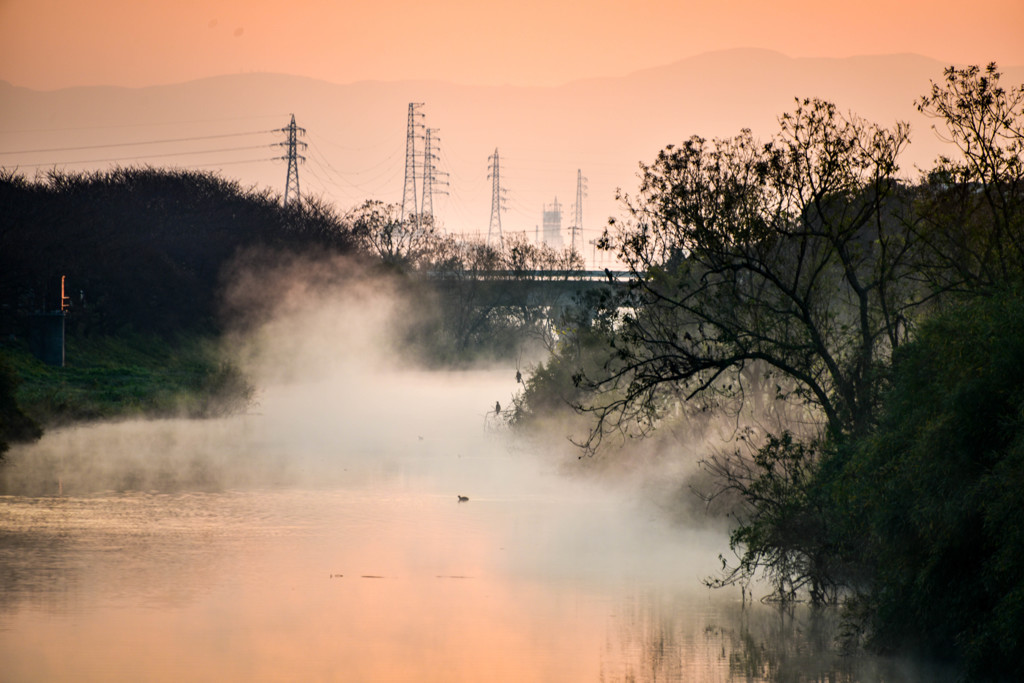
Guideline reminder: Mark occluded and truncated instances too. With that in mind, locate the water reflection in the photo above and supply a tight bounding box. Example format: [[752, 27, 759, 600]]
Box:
[[599, 591, 959, 683], [1, 485, 954, 682], [0, 367, 954, 682], [0, 484, 652, 681]]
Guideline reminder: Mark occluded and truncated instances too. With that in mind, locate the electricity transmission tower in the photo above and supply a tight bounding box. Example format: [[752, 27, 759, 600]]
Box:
[[420, 128, 448, 228], [487, 148, 507, 246], [401, 103, 425, 225], [569, 168, 588, 252], [277, 114, 306, 208]]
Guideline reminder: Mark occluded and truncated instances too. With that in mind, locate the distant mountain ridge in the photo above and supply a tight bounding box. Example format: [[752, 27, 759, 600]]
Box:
[[3, 50, 1021, 246]]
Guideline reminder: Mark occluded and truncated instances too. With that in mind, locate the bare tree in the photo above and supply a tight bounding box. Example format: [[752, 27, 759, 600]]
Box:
[[347, 200, 437, 268]]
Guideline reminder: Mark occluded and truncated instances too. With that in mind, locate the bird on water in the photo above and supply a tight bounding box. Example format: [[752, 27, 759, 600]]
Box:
[[457, 495, 469, 502]]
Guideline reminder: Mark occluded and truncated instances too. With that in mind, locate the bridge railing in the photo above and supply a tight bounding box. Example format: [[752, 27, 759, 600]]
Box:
[[426, 269, 633, 282]]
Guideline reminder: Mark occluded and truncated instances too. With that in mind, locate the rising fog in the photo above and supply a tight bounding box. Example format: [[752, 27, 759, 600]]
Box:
[[1, 250, 732, 590]]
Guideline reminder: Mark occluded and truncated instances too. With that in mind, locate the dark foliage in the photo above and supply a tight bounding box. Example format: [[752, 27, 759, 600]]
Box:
[[0, 167, 355, 338], [838, 290, 1024, 679], [582, 98, 919, 450], [701, 433, 846, 605], [511, 63, 1024, 679], [0, 354, 42, 457], [913, 63, 1024, 293]]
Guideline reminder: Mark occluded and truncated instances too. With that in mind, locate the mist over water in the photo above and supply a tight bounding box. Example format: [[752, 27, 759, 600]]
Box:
[[0, 261, 953, 681], [3, 255, 726, 571]]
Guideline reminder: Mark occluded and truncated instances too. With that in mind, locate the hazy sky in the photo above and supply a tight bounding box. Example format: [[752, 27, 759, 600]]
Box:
[[1, 0, 1022, 89]]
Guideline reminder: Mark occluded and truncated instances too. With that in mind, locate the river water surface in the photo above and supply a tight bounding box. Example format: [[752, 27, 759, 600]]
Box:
[[1, 369, 951, 682]]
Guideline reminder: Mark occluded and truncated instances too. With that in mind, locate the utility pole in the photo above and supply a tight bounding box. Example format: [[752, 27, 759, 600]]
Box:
[[401, 103, 425, 226], [277, 114, 306, 208], [487, 148, 507, 246], [420, 128, 448, 229], [569, 168, 588, 253]]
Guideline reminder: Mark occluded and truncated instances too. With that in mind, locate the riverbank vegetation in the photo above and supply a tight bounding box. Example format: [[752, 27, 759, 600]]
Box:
[[1, 333, 251, 426], [0, 164, 585, 450], [0, 166, 355, 452], [512, 63, 1023, 679]]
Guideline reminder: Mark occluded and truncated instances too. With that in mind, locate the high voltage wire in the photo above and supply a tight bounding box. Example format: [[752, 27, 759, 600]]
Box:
[[192, 157, 278, 168], [2, 113, 408, 213], [507, 194, 545, 227], [0, 114, 287, 135], [1, 108, 599, 242], [439, 146, 486, 188], [305, 148, 364, 198], [297, 164, 340, 204], [0, 130, 275, 155], [441, 180, 479, 230], [313, 145, 402, 177], [361, 167, 404, 197], [8, 144, 274, 168], [302, 156, 363, 206], [310, 153, 401, 197], [432, 158, 476, 230], [306, 130, 396, 155], [304, 139, 403, 196]]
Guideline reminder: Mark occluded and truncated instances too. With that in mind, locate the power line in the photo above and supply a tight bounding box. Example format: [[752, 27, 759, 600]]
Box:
[[5, 144, 274, 168], [304, 152, 358, 202], [191, 157, 278, 168], [0, 130, 274, 155], [435, 149, 478, 232], [305, 129, 395, 154], [306, 140, 403, 202], [0, 114, 287, 135], [298, 163, 342, 206], [302, 149, 373, 207], [318, 147, 402, 176]]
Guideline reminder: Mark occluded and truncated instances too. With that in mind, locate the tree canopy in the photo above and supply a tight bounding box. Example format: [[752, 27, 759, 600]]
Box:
[[511, 63, 1024, 678], [584, 98, 918, 446], [0, 167, 356, 337]]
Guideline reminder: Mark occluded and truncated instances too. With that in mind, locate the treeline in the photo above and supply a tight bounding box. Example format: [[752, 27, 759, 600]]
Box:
[[346, 198, 584, 276], [512, 64, 1023, 679], [0, 165, 589, 451], [0, 167, 357, 454], [0, 166, 586, 345], [343, 200, 588, 363], [0, 167, 356, 337]]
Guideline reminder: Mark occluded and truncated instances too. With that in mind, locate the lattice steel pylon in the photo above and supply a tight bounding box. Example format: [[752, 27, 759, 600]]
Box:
[[277, 114, 306, 208], [487, 148, 507, 246], [401, 103, 425, 225], [569, 168, 588, 252], [421, 128, 448, 228]]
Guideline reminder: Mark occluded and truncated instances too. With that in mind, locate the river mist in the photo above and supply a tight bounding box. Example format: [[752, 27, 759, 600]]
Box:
[[0, 256, 954, 681]]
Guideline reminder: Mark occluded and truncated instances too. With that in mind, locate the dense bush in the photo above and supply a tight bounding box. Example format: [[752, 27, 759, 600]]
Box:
[[839, 290, 1024, 678], [509, 64, 1024, 678], [0, 355, 42, 456], [0, 167, 355, 337]]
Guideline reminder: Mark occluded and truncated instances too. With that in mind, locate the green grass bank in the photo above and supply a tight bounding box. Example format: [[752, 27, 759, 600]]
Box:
[[0, 333, 252, 452]]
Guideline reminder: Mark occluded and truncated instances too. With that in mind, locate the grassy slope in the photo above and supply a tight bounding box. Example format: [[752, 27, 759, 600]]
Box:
[[1, 333, 252, 429]]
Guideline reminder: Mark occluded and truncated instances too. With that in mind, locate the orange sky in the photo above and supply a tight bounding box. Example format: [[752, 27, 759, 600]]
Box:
[[1, 0, 1022, 89]]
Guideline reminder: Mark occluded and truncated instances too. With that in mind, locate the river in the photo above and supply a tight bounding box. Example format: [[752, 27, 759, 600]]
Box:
[[0, 369, 952, 682]]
